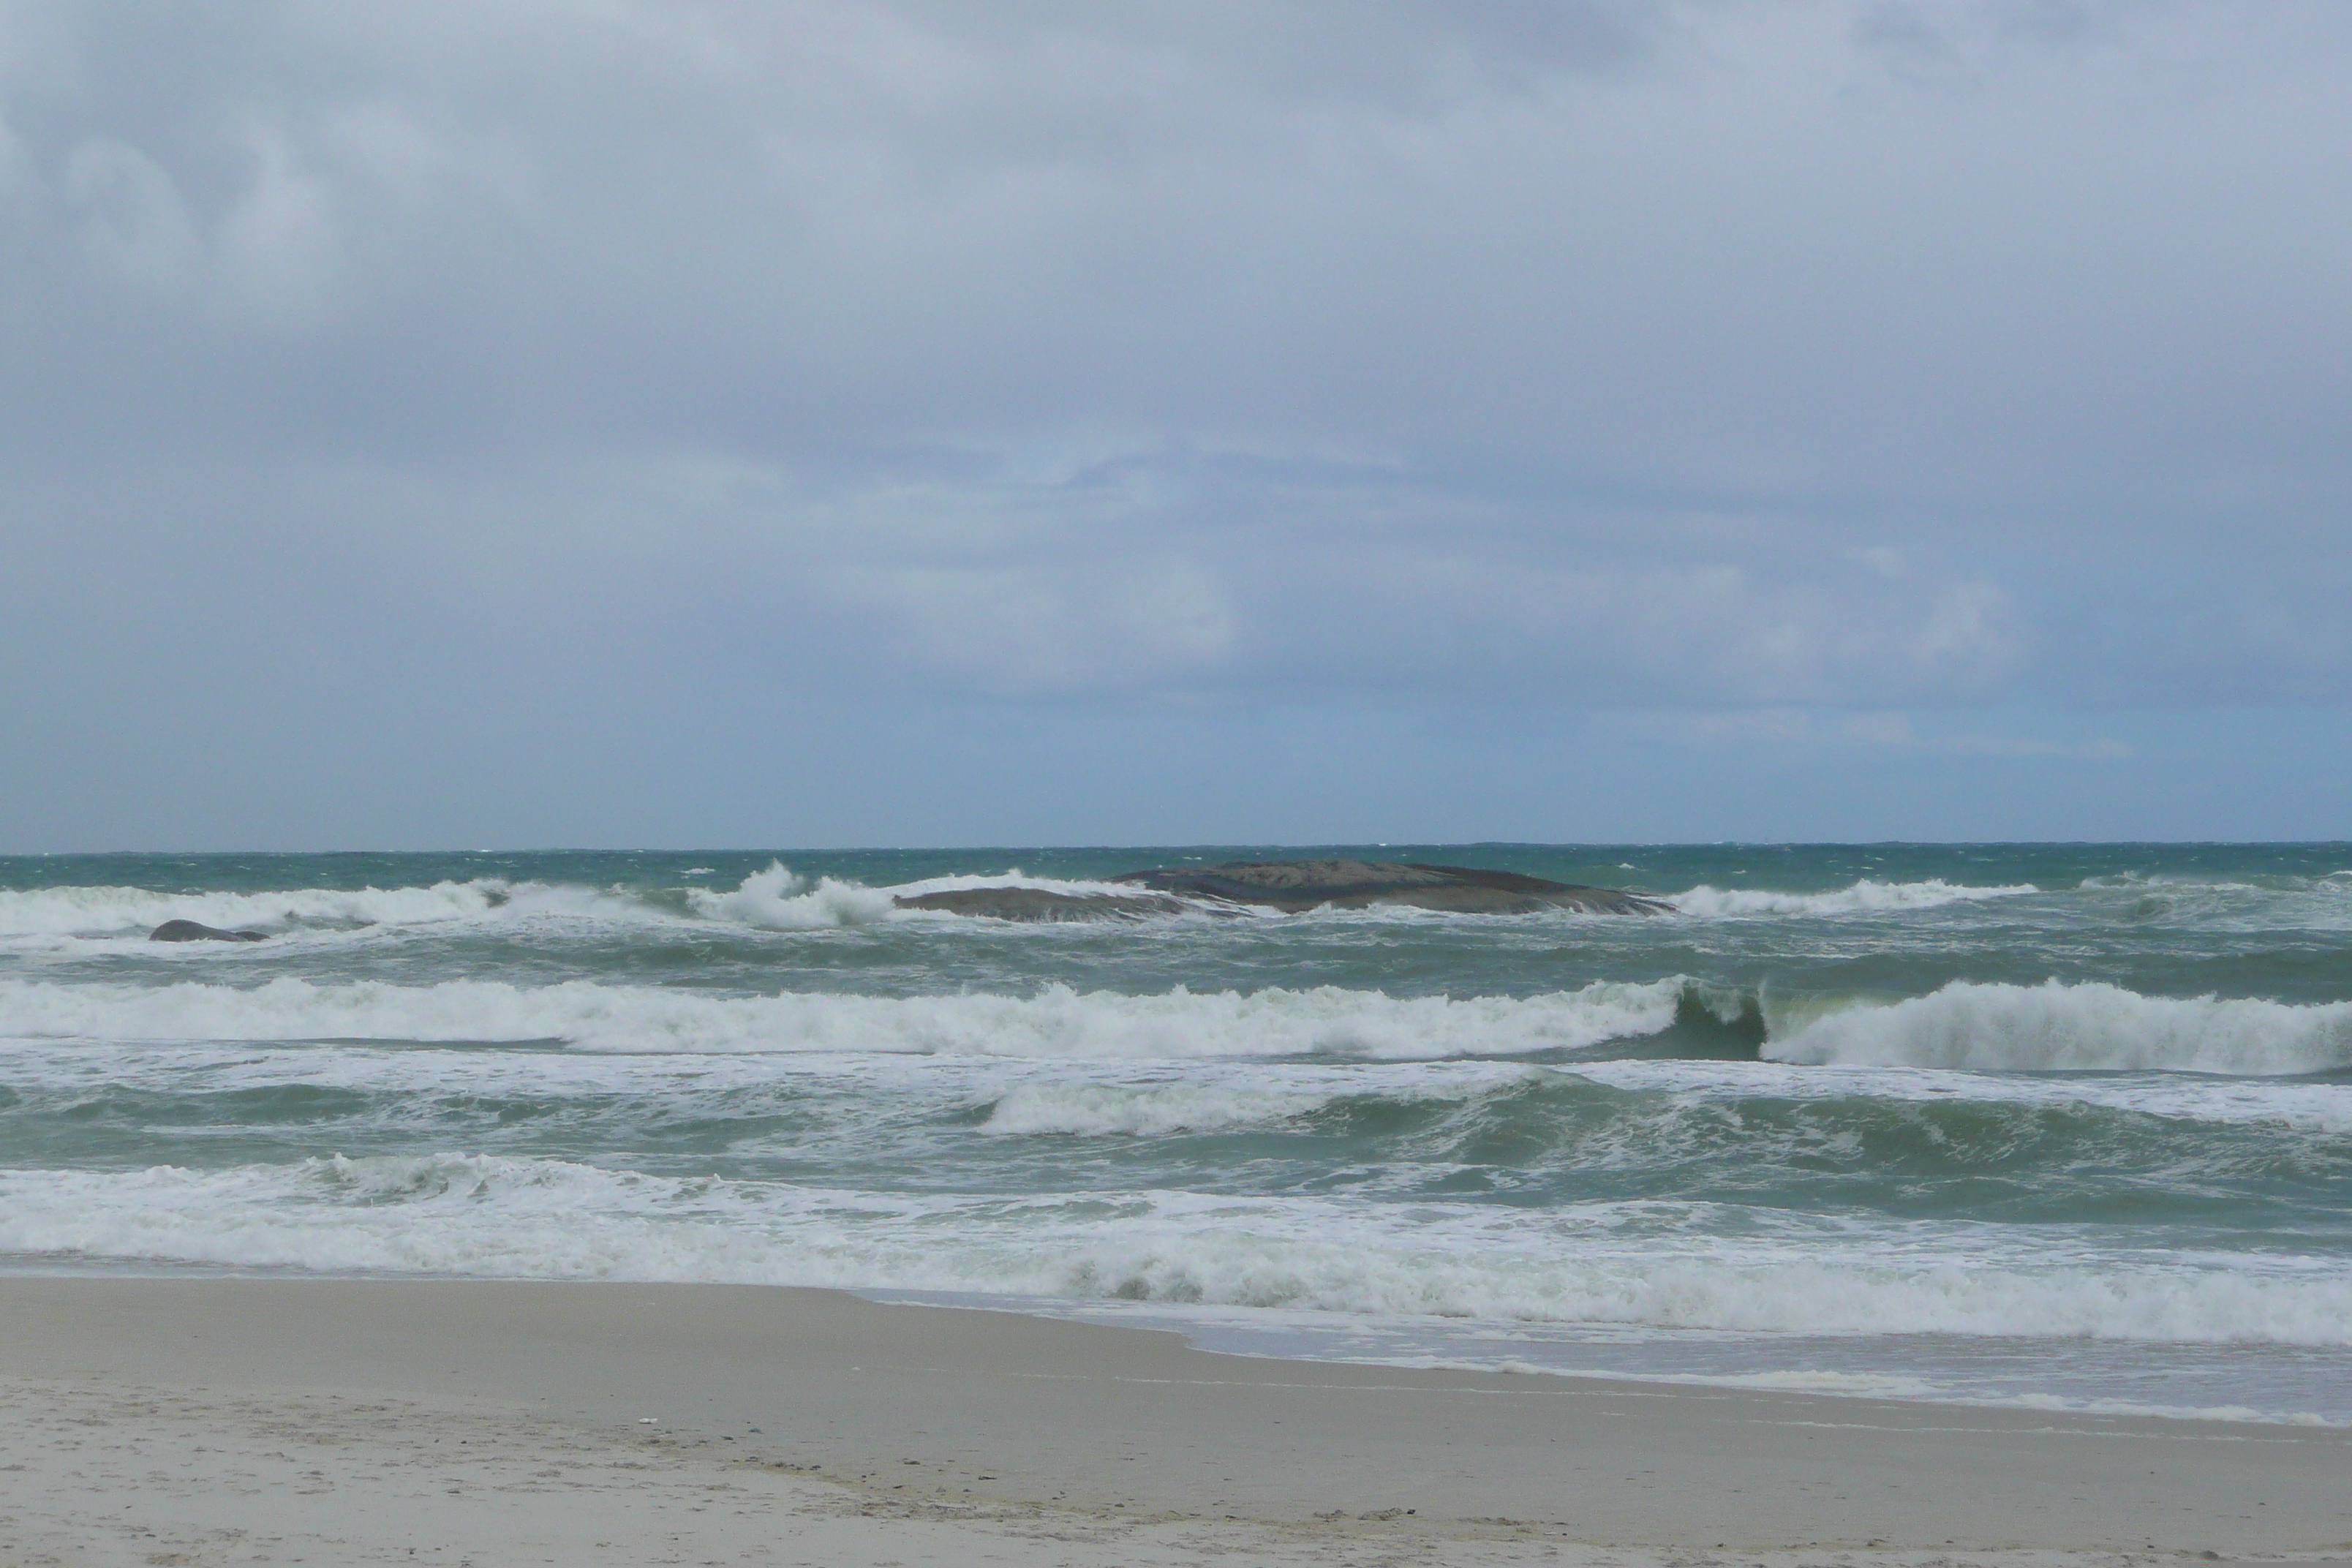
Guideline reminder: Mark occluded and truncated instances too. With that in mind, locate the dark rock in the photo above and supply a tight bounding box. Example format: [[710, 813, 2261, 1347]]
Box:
[[1111, 859, 1673, 916], [892, 888, 1204, 923], [888, 860, 1673, 921], [149, 919, 271, 943]]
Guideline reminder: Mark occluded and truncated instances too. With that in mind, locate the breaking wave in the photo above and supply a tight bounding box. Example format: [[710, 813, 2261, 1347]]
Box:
[[0, 867, 2071, 944], [0, 864, 921, 941], [0, 862, 1220, 942], [683, 862, 897, 929], [5, 1153, 2351, 1346], [0, 976, 1693, 1059], [1768, 979, 2352, 1075], [683, 862, 1181, 930], [1666, 878, 2038, 918], [0, 878, 543, 940], [14, 968, 2348, 1075]]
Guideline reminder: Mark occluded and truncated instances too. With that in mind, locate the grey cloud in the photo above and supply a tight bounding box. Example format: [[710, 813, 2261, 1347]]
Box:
[[1855, 0, 2122, 67], [1622, 707, 2134, 761], [1, 1, 2347, 846], [41, 446, 2021, 708], [6, 2, 2346, 492]]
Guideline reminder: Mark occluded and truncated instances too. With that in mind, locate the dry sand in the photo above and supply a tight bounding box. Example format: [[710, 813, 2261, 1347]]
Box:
[[0, 1277, 2345, 1567]]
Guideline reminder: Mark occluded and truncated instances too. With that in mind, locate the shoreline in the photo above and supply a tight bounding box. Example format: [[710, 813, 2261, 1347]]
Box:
[[863, 1286, 2351, 1431], [14, 1260, 2340, 1431], [4, 1277, 2348, 1565]]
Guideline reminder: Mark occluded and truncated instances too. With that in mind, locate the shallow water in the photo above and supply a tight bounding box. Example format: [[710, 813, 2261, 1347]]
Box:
[[3, 844, 2348, 1422]]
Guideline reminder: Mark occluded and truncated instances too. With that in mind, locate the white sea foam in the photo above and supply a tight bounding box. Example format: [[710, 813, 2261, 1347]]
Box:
[[982, 1082, 1326, 1137], [0, 878, 546, 939], [0, 863, 1240, 944], [0, 865, 2072, 947], [683, 862, 1202, 929], [883, 869, 1181, 902], [25, 1030, 2348, 1141], [684, 863, 898, 928], [0, 976, 1689, 1059], [1394, 1362, 2334, 1425], [6, 1155, 2351, 1349], [0, 867, 843, 942], [1666, 878, 2038, 918], [1766, 979, 2352, 1075], [1568, 1055, 2352, 1133]]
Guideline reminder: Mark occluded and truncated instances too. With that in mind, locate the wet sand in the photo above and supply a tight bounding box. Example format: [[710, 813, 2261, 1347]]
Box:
[[1, 1277, 2345, 1567]]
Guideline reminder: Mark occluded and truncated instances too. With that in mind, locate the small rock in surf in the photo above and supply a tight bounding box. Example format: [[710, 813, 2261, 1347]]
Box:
[[891, 889, 1195, 922], [148, 919, 271, 943]]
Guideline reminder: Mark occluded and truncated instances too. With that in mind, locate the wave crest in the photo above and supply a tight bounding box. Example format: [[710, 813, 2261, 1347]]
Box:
[[1667, 878, 2037, 918], [0, 976, 1691, 1060], [0, 862, 1219, 941], [684, 863, 897, 929], [0, 878, 530, 939], [1765, 979, 2352, 1075]]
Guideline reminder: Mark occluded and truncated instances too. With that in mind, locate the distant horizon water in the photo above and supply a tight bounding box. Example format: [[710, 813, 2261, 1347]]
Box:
[[23, 840, 2352, 853]]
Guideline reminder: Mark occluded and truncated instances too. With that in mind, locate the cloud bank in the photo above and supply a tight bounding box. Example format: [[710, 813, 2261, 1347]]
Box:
[[2, 1, 2347, 845]]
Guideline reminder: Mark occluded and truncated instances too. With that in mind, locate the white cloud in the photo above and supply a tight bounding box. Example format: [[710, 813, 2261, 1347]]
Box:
[[827, 556, 1238, 696], [1841, 711, 1915, 746], [62, 136, 198, 293], [1629, 706, 2133, 761], [0, 110, 33, 200], [1904, 580, 2026, 687], [211, 118, 342, 322]]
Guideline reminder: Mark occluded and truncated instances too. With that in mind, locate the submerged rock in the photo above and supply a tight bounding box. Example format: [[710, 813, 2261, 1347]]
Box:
[[1112, 859, 1674, 916], [149, 919, 271, 943], [892, 888, 1201, 922]]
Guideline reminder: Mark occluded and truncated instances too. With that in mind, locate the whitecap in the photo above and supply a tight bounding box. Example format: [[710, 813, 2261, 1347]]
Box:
[[0, 975, 1693, 1060], [1666, 878, 2038, 918], [1765, 979, 2352, 1075]]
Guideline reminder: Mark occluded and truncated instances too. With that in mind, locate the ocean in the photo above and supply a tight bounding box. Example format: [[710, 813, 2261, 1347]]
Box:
[[3, 844, 2348, 1425]]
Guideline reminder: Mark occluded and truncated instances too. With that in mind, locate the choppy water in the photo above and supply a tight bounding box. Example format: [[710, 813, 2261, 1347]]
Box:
[[4, 844, 2349, 1423]]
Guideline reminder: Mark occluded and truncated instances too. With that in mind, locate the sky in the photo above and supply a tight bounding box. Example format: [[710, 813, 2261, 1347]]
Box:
[[2, 1, 2348, 850]]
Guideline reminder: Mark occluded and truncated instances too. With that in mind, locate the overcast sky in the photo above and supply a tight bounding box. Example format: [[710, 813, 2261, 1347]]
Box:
[[3, 1, 2347, 850]]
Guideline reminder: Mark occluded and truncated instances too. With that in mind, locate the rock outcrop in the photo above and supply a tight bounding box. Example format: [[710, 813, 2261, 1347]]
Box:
[[1112, 859, 1673, 916], [882, 860, 1672, 922], [892, 888, 1197, 922], [149, 919, 271, 942]]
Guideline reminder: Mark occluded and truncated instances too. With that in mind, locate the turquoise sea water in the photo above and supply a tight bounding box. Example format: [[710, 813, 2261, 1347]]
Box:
[[2, 845, 2348, 1422]]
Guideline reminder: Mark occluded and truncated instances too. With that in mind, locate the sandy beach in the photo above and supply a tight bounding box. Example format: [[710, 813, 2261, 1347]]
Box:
[[0, 1278, 2345, 1567]]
